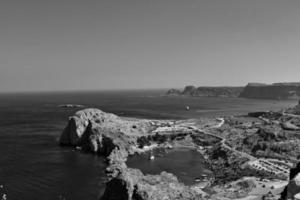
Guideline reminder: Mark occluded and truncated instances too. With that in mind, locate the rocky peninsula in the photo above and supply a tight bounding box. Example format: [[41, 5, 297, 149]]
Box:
[[59, 103, 300, 200]]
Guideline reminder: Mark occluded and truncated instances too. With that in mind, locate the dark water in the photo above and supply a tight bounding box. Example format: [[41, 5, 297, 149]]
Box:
[[0, 90, 297, 200], [0, 98, 107, 200], [127, 148, 212, 185]]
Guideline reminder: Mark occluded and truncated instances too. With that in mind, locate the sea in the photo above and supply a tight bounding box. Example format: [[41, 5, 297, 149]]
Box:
[[0, 89, 297, 200]]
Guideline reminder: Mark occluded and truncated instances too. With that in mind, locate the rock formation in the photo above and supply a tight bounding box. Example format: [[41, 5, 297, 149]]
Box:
[[59, 108, 119, 147], [59, 108, 153, 153]]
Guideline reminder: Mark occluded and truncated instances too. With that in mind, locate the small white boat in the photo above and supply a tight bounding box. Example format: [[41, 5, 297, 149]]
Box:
[[186, 106, 190, 110], [150, 155, 155, 160], [149, 152, 155, 160]]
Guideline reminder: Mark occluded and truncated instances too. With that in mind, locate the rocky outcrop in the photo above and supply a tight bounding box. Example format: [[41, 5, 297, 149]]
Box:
[[240, 82, 300, 99], [59, 108, 153, 153], [59, 109, 118, 146], [166, 85, 244, 97]]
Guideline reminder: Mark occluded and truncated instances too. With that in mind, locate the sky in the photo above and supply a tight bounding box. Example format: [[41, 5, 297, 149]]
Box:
[[1, 0, 300, 92]]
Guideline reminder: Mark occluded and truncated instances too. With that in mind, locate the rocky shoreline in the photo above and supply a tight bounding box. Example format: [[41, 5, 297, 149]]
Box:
[[59, 104, 300, 200]]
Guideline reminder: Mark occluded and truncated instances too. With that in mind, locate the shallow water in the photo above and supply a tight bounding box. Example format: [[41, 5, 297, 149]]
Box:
[[0, 90, 296, 199], [127, 148, 212, 185]]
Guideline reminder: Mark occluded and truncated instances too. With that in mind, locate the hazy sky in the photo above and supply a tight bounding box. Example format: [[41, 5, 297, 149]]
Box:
[[1, 0, 300, 92]]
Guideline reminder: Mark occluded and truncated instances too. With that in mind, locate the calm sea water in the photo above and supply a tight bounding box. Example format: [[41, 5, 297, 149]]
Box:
[[0, 90, 297, 200], [127, 148, 212, 185]]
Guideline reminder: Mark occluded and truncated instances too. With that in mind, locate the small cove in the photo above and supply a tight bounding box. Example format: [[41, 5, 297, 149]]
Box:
[[126, 148, 212, 185]]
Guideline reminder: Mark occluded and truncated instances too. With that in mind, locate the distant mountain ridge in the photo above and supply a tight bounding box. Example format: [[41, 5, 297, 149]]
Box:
[[167, 82, 300, 99]]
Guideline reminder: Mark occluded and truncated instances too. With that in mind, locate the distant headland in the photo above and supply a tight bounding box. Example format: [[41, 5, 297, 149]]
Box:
[[166, 86, 243, 98], [166, 82, 300, 99]]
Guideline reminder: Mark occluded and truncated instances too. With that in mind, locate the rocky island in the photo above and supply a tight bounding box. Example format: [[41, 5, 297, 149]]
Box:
[[59, 102, 300, 200]]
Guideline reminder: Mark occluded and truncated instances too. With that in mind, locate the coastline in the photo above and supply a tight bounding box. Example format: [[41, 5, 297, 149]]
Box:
[[58, 105, 300, 200], [59, 108, 224, 199], [1, 91, 297, 199]]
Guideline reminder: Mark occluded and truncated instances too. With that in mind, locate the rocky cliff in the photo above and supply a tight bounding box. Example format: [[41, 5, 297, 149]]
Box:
[[239, 83, 300, 99], [59, 108, 155, 152]]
